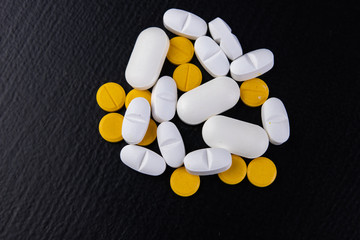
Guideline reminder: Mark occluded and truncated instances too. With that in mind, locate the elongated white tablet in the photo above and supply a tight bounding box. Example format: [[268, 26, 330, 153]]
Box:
[[122, 97, 150, 144], [177, 77, 240, 125], [230, 49, 274, 82], [184, 148, 232, 176], [120, 145, 166, 176], [261, 97, 290, 145], [163, 8, 207, 40], [157, 122, 185, 168], [208, 17, 232, 42], [151, 76, 177, 123], [125, 27, 169, 90], [194, 36, 229, 77], [202, 115, 269, 159]]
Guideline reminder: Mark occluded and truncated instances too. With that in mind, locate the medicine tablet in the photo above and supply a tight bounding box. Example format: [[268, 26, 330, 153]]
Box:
[[218, 155, 247, 185], [240, 78, 269, 107], [261, 97, 290, 145], [98, 113, 124, 142], [125, 27, 169, 90], [120, 145, 166, 176], [96, 82, 126, 112], [173, 63, 202, 92], [167, 37, 194, 65], [138, 119, 157, 146], [125, 89, 151, 108], [247, 157, 276, 187], [170, 167, 200, 197]]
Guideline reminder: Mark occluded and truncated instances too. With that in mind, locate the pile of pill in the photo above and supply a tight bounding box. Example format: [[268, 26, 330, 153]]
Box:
[[96, 9, 290, 197]]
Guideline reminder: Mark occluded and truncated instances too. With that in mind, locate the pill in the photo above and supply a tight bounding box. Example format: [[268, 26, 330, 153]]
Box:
[[125, 27, 169, 90], [218, 155, 247, 185], [194, 36, 229, 77], [202, 115, 269, 159], [98, 113, 124, 142], [138, 119, 157, 146], [261, 97, 290, 145], [151, 76, 177, 123], [120, 145, 166, 176], [122, 97, 150, 144], [173, 63, 202, 92], [240, 78, 269, 107], [247, 157, 276, 187], [163, 8, 207, 40], [125, 89, 151, 108], [184, 148, 232, 176], [167, 37, 194, 65], [157, 121, 185, 168], [208, 17, 232, 42], [177, 77, 240, 125], [96, 82, 126, 112], [170, 167, 200, 197], [230, 49, 274, 82]]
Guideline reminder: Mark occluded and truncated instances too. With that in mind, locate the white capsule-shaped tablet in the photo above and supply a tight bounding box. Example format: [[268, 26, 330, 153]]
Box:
[[151, 76, 177, 123], [194, 36, 230, 77], [157, 122, 185, 168], [230, 49, 274, 82], [184, 148, 232, 176], [125, 27, 169, 90], [261, 97, 290, 145], [177, 77, 240, 125], [202, 115, 269, 159], [122, 97, 150, 144], [120, 145, 166, 176], [163, 8, 207, 40]]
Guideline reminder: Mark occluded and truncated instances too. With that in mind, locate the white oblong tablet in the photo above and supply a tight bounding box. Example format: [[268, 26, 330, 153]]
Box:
[[151, 76, 177, 123], [177, 77, 240, 125], [125, 27, 169, 90], [261, 97, 290, 145], [208, 17, 232, 42], [194, 36, 229, 77], [157, 122, 185, 168], [163, 8, 207, 40], [120, 145, 166, 176], [184, 148, 232, 176], [122, 97, 150, 144], [202, 115, 269, 159], [230, 48, 274, 82]]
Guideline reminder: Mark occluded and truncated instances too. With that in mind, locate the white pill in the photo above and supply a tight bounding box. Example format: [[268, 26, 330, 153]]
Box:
[[202, 115, 269, 159], [122, 97, 150, 144], [230, 49, 274, 82], [177, 77, 240, 125], [163, 8, 207, 40], [120, 145, 166, 176], [151, 76, 177, 123], [208, 17, 232, 42], [157, 122, 185, 168], [194, 36, 230, 77], [184, 148, 232, 176], [261, 97, 290, 145], [125, 27, 169, 90]]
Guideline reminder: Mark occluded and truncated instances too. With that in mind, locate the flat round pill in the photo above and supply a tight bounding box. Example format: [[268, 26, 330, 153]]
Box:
[[125, 89, 151, 108], [167, 37, 194, 65], [98, 113, 124, 142], [96, 82, 126, 112], [138, 119, 157, 146], [218, 155, 247, 185], [173, 63, 202, 92], [247, 157, 277, 187], [240, 78, 269, 107], [170, 167, 200, 197]]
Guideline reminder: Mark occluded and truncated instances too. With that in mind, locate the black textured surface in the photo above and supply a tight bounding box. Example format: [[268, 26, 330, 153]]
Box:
[[0, 1, 359, 239]]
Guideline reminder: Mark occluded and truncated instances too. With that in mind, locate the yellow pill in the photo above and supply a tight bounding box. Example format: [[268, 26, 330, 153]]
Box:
[[218, 155, 247, 185], [125, 89, 151, 108], [96, 82, 126, 112], [240, 78, 269, 107], [167, 37, 194, 65], [170, 167, 200, 197], [173, 63, 202, 92], [98, 113, 124, 142], [138, 119, 157, 146], [247, 157, 277, 187]]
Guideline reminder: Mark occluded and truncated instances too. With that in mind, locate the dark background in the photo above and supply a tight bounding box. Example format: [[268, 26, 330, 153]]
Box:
[[1, 0, 359, 239]]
